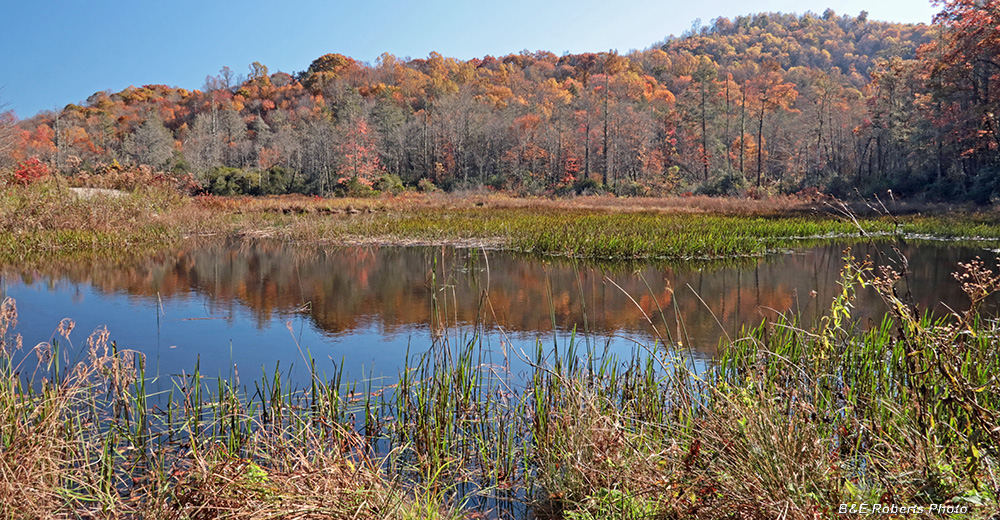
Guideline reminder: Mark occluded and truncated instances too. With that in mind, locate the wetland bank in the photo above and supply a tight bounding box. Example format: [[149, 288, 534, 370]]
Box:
[[2, 183, 1000, 519]]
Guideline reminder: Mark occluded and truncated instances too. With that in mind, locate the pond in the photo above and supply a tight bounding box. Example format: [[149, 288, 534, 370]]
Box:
[[1, 237, 995, 394]]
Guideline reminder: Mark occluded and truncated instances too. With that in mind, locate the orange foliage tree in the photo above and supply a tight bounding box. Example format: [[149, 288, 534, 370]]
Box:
[[336, 118, 384, 187]]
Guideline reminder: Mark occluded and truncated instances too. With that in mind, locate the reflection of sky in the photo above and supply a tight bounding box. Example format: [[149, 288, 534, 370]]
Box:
[[1, 276, 661, 393]]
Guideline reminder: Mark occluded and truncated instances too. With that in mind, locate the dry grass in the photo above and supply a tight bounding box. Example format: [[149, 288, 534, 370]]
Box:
[[0, 311, 122, 518], [0, 296, 455, 520], [690, 386, 841, 519], [531, 384, 840, 520], [162, 435, 446, 520], [0, 176, 191, 263], [191, 191, 831, 216], [530, 379, 678, 519], [189, 191, 987, 217]]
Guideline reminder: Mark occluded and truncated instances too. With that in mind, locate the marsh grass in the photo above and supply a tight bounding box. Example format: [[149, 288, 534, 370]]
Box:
[[0, 177, 189, 264], [4, 243, 1000, 518], [217, 204, 895, 260], [185, 194, 1000, 260], [0, 297, 458, 519], [6, 180, 1000, 262]]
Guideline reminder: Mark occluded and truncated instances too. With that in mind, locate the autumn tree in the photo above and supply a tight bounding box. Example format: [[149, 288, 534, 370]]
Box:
[[861, 58, 921, 182], [691, 56, 720, 180], [302, 54, 359, 93], [336, 116, 384, 187], [746, 61, 798, 186], [0, 12, 952, 198], [925, 0, 1000, 191]]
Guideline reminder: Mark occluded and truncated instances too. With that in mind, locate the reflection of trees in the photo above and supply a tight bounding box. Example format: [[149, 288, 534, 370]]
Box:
[[2, 239, 994, 355]]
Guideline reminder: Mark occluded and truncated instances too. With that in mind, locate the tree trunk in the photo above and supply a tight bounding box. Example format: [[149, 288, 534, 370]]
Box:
[[756, 104, 764, 187], [701, 84, 709, 180], [602, 75, 610, 187], [740, 81, 747, 175]]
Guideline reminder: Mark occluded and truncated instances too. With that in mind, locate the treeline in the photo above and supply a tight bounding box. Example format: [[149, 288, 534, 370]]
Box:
[[2, 4, 998, 201]]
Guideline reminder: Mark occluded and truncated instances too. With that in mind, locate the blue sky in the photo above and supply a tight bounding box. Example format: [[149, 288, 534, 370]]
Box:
[[0, 0, 938, 118]]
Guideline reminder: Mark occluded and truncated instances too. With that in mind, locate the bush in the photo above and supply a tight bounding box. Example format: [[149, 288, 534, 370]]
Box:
[[334, 176, 377, 198], [572, 177, 603, 195], [373, 173, 405, 195], [203, 167, 307, 196], [73, 161, 203, 195], [265, 166, 310, 195], [965, 167, 1000, 205], [696, 171, 746, 197], [13, 157, 51, 186], [205, 167, 252, 196], [612, 181, 648, 197], [417, 178, 439, 193]]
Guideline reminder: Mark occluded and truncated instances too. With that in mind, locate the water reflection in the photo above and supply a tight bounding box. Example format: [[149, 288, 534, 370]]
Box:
[[1, 239, 996, 382]]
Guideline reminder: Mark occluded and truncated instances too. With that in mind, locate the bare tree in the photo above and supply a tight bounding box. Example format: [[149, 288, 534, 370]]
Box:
[[0, 89, 16, 169], [219, 66, 236, 92], [217, 109, 249, 167], [125, 114, 174, 168], [300, 118, 337, 192], [184, 112, 223, 171]]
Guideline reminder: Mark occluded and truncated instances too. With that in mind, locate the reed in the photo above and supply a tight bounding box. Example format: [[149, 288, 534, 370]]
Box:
[[0, 296, 459, 519]]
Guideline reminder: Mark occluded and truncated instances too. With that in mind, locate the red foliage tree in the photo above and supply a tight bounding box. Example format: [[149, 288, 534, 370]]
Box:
[[336, 118, 384, 186], [13, 156, 50, 185]]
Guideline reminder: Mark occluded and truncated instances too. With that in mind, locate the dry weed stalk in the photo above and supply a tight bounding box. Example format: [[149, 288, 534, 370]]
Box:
[[166, 426, 419, 520]]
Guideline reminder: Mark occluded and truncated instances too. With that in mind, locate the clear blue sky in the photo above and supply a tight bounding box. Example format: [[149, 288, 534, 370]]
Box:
[[0, 0, 938, 119]]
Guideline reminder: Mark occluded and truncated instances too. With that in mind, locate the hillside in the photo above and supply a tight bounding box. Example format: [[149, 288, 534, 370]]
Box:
[[3, 5, 997, 202], [662, 10, 933, 83]]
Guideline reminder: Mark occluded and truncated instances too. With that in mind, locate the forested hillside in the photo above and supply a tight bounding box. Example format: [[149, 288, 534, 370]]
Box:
[[2, 3, 998, 201]]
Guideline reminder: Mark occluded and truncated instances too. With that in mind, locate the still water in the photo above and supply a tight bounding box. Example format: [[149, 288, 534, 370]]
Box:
[[1, 238, 996, 391]]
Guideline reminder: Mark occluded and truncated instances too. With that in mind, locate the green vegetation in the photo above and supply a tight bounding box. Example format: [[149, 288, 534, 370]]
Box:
[[1, 246, 998, 518], [298, 208, 890, 259], [0, 297, 457, 519], [0, 178, 186, 264], [8, 178, 1000, 264], [196, 194, 1000, 260]]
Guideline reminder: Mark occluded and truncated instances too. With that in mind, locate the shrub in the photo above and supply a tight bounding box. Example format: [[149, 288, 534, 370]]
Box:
[[13, 157, 50, 185], [966, 167, 1000, 205], [417, 178, 439, 193], [572, 177, 603, 195], [267, 166, 310, 195], [74, 161, 203, 195], [204, 167, 251, 196], [334, 176, 377, 198], [696, 171, 746, 197], [373, 173, 405, 195], [612, 181, 648, 197]]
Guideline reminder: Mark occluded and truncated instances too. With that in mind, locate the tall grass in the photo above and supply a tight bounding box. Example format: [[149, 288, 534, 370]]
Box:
[[264, 206, 897, 260], [0, 178, 187, 264], [0, 296, 456, 519]]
